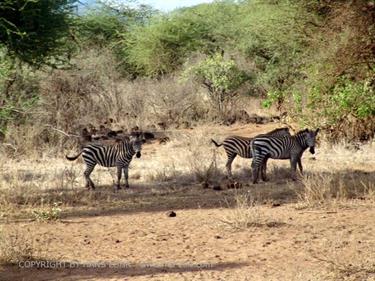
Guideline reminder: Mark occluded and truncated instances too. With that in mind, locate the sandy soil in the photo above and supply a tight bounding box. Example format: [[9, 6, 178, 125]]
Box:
[[1, 204, 375, 281]]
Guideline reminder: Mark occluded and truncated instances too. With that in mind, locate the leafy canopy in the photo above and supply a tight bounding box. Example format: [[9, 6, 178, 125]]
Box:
[[0, 0, 77, 66]]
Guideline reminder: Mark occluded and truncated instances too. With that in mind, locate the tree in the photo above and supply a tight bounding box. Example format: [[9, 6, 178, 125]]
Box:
[[0, 0, 77, 66]]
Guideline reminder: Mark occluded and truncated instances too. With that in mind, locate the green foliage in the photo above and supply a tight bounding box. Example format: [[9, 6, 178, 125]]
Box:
[[32, 202, 62, 222], [183, 53, 250, 113], [0, 0, 373, 142], [0, 64, 40, 134], [76, 2, 156, 48], [0, 0, 77, 66], [235, 0, 314, 94], [121, 2, 238, 77], [262, 91, 284, 109], [325, 76, 375, 123], [0, 47, 12, 91]]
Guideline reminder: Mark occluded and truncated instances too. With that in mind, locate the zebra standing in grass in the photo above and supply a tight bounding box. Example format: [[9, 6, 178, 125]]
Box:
[[211, 127, 291, 178], [251, 128, 319, 184], [66, 132, 146, 190]]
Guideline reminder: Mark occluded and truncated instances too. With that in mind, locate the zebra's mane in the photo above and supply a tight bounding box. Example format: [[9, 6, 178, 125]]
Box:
[[296, 129, 309, 135]]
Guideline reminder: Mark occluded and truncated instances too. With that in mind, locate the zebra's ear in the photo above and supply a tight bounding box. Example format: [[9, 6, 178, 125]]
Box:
[[315, 128, 320, 134]]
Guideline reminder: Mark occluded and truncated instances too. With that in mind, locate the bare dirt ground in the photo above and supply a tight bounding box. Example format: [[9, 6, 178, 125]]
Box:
[[0, 124, 374, 281]]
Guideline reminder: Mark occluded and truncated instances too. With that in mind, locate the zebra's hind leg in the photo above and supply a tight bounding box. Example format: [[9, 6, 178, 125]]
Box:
[[225, 153, 237, 178], [261, 157, 269, 182], [251, 158, 261, 184], [123, 166, 129, 188], [116, 166, 122, 190], [83, 164, 96, 190]]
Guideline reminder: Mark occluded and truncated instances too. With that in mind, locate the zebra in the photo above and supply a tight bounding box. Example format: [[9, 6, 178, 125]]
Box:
[[211, 127, 290, 178], [66, 132, 145, 190], [251, 128, 320, 184]]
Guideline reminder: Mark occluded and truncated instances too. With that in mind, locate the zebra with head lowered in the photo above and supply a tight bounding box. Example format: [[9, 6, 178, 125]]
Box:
[[251, 128, 319, 184], [66, 132, 146, 190], [211, 127, 291, 178]]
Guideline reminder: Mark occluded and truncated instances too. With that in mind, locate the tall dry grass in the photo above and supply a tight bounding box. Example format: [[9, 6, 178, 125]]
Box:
[[296, 172, 375, 209], [218, 191, 286, 231], [0, 225, 48, 265]]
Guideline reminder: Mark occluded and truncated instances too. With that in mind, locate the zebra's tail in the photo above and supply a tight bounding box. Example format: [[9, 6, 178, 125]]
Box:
[[66, 151, 82, 161], [211, 139, 223, 147]]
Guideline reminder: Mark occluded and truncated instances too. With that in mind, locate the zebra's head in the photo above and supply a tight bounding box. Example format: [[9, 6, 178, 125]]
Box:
[[129, 132, 146, 158], [304, 128, 320, 154]]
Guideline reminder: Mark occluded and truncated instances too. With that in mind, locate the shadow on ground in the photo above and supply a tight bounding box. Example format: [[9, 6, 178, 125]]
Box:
[[1, 261, 247, 280], [1, 167, 374, 222]]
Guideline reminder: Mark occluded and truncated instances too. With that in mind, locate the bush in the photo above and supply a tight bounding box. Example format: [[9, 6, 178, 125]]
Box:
[[0, 63, 40, 135], [182, 53, 251, 117]]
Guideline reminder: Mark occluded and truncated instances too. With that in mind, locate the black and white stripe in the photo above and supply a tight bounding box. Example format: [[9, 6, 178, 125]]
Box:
[[251, 128, 319, 183], [211, 127, 290, 178], [66, 133, 145, 189]]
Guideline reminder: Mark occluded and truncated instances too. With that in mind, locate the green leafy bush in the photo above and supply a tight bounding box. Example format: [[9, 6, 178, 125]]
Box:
[[182, 53, 250, 115]]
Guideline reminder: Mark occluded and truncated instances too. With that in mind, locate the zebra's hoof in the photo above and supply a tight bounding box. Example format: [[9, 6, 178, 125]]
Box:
[[125, 184, 130, 189]]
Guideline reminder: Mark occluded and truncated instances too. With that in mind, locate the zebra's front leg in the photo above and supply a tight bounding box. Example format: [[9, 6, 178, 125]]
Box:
[[84, 164, 96, 190], [297, 158, 303, 175], [123, 166, 129, 188], [290, 157, 298, 181], [116, 166, 122, 190]]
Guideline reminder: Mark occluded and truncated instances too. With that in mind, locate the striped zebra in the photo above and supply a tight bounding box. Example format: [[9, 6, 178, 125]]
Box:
[[251, 128, 319, 184], [66, 132, 145, 190], [211, 127, 290, 178]]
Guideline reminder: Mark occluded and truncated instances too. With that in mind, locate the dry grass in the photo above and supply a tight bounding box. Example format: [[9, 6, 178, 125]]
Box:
[[219, 192, 285, 230], [0, 125, 374, 221], [0, 225, 47, 265], [309, 239, 375, 281], [295, 170, 375, 209], [140, 128, 224, 186]]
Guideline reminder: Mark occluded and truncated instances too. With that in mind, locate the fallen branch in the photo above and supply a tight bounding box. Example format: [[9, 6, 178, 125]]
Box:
[[44, 125, 79, 138]]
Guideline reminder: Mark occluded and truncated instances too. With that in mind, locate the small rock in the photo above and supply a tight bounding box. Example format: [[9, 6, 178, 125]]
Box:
[[115, 239, 121, 243], [167, 211, 177, 217]]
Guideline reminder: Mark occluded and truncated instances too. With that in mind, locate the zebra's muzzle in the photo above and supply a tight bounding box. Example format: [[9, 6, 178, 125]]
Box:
[[309, 147, 315, 154], [136, 151, 141, 158]]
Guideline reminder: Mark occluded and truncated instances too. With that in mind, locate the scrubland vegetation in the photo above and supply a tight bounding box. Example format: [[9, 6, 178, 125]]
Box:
[[0, 0, 374, 280]]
